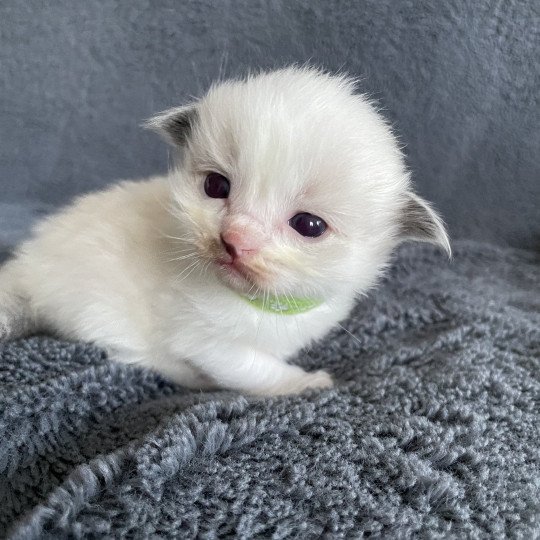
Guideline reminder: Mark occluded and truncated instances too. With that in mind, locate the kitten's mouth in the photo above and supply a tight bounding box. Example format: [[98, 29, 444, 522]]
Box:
[[218, 259, 251, 280], [214, 257, 266, 292]]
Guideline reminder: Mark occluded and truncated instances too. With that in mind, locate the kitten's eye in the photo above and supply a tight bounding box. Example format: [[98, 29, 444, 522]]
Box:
[[204, 172, 230, 199], [289, 212, 327, 238]]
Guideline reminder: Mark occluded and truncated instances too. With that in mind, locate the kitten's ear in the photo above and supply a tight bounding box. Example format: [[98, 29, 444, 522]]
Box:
[[399, 192, 451, 256], [143, 104, 198, 147]]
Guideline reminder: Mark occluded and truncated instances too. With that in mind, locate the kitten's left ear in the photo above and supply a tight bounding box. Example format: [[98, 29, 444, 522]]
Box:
[[143, 104, 198, 147], [399, 192, 451, 256]]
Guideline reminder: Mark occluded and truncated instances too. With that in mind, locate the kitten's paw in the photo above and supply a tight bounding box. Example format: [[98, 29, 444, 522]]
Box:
[[300, 370, 334, 392], [259, 369, 334, 397]]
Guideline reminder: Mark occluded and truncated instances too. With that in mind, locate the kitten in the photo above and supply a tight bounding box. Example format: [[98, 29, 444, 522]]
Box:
[[0, 67, 450, 396]]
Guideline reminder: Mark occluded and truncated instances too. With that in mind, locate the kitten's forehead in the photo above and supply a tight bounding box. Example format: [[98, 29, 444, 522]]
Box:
[[195, 73, 356, 171]]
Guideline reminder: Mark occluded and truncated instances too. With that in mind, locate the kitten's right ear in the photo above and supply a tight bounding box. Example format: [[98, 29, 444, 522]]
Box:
[[143, 104, 198, 147], [399, 191, 452, 257]]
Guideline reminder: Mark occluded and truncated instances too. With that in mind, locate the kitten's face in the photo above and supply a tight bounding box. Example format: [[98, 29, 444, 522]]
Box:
[[152, 68, 449, 301]]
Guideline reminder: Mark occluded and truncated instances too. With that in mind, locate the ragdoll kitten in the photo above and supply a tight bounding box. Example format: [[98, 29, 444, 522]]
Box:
[[0, 67, 450, 396]]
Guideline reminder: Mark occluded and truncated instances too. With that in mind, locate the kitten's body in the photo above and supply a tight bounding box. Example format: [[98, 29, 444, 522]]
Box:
[[0, 68, 449, 395]]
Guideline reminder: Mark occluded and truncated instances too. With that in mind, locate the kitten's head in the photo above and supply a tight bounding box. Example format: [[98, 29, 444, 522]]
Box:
[[146, 67, 450, 301]]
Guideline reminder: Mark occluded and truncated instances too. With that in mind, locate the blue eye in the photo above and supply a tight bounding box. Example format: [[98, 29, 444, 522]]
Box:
[[289, 212, 327, 238], [204, 173, 230, 198]]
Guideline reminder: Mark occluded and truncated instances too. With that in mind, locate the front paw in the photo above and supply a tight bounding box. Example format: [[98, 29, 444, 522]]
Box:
[[298, 370, 334, 393], [260, 369, 334, 397]]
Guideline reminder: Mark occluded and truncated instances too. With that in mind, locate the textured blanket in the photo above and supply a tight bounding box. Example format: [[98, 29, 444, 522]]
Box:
[[1, 241, 539, 539]]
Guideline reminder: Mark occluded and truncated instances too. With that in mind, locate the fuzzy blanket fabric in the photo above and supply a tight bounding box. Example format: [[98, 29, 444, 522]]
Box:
[[1, 241, 539, 539]]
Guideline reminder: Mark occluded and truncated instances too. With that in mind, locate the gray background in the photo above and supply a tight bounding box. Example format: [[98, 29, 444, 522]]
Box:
[[1, 0, 539, 248]]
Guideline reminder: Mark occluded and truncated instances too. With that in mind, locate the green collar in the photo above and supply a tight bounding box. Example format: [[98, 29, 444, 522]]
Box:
[[240, 293, 323, 315]]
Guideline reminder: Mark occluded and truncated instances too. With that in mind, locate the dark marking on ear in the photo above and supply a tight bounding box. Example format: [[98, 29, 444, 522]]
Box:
[[143, 105, 198, 147], [161, 110, 195, 145], [400, 192, 451, 256]]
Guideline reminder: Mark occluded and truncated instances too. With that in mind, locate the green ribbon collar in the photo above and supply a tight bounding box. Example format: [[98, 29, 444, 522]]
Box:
[[240, 293, 323, 315]]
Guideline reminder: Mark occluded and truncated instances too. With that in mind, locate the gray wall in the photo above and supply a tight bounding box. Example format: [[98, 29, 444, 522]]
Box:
[[1, 0, 538, 248]]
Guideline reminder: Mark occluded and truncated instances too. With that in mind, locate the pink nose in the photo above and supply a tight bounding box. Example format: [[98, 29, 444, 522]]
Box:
[[220, 229, 261, 259]]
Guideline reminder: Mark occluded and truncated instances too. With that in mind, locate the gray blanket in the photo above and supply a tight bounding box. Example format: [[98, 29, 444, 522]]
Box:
[[1, 241, 539, 539]]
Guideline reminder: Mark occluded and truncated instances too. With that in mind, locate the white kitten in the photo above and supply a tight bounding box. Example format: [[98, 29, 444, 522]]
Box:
[[0, 67, 450, 396]]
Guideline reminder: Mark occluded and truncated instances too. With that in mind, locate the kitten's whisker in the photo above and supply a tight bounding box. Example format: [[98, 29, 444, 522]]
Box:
[[284, 290, 302, 345], [167, 257, 197, 264], [162, 233, 195, 242], [169, 203, 202, 231], [336, 322, 364, 348], [175, 260, 198, 278], [167, 253, 198, 263], [153, 224, 196, 246], [153, 192, 183, 223], [180, 264, 201, 283], [178, 260, 205, 284], [173, 259, 201, 283], [246, 282, 257, 297], [169, 243, 200, 252], [272, 286, 283, 344], [164, 247, 197, 254], [162, 245, 198, 257], [201, 260, 212, 276], [165, 251, 198, 259]]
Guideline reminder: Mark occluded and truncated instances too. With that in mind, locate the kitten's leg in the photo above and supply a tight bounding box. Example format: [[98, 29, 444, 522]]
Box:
[[109, 347, 219, 391], [188, 347, 334, 396], [0, 264, 36, 341]]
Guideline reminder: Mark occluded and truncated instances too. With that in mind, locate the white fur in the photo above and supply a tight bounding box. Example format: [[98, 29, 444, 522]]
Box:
[[0, 67, 449, 395]]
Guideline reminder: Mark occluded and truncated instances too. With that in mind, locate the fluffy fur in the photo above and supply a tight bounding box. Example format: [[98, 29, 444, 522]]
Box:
[[0, 67, 449, 395]]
